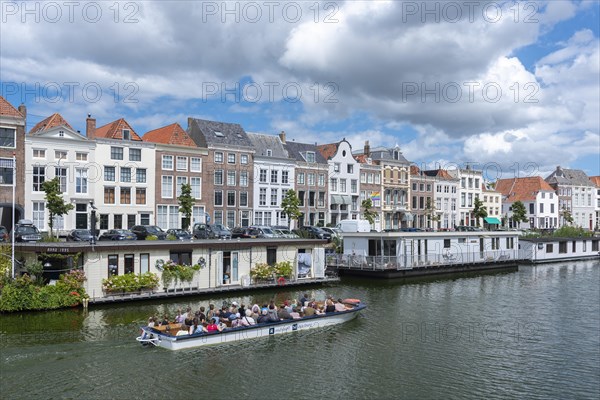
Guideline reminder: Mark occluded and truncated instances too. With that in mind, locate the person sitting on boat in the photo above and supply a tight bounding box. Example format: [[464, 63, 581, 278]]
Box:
[[174, 309, 184, 324], [289, 307, 301, 319], [250, 304, 260, 320], [184, 307, 194, 327], [159, 315, 170, 326], [230, 301, 239, 314], [220, 305, 233, 321], [303, 304, 316, 317], [284, 300, 294, 314], [277, 304, 293, 320], [325, 299, 336, 313], [334, 298, 347, 312], [238, 303, 246, 317], [196, 306, 206, 323], [147, 317, 156, 328], [207, 304, 216, 320], [206, 318, 222, 332], [189, 318, 206, 335], [257, 309, 270, 324], [229, 313, 242, 328], [299, 293, 309, 307], [267, 304, 280, 322], [240, 309, 256, 326]]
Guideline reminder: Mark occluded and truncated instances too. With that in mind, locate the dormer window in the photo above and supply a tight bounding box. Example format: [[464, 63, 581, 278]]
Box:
[[58, 130, 64, 137], [214, 131, 224, 137], [306, 151, 315, 163], [266, 149, 272, 157], [123, 129, 131, 140]]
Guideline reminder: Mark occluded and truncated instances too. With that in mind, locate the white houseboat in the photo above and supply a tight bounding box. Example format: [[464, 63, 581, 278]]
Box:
[[520, 237, 600, 263]]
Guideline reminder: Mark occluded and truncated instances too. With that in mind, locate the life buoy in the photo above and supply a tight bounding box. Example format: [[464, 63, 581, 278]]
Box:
[[342, 298, 361, 305]]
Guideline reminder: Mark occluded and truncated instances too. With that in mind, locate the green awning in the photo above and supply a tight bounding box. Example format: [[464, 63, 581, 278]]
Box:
[[484, 217, 501, 224]]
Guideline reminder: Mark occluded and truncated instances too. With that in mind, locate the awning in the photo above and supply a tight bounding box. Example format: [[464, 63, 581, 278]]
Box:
[[402, 212, 414, 221], [331, 195, 352, 205], [484, 217, 501, 224]]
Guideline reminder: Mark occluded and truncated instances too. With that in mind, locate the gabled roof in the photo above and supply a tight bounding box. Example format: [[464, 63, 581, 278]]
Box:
[[0, 96, 23, 118], [283, 141, 327, 164], [29, 113, 73, 134], [187, 118, 252, 148], [545, 166, 595, 187], [247, 133, 288, 158], [94, 118, 142, 141], [143, 123, 196, 147], [316, 142, 340, 160], [589, 176, 600, 187], [496, 177, 555, 202], [422, 169, 456, 180]]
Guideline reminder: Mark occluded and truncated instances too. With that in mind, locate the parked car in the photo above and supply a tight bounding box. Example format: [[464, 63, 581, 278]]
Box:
[[294, 226, 332, 241], [67, 229, 95, 242], [456, 226, 483, 232], [321, 227, 342, 238], [0, 226, 8, 242], [231, 227, 257, 239], [130, 225, 167, 240], [166, 228, 192, 240], [273, 228, 299, 239], [249, 225, 277, 238], [98, 229, 137, 241], [12, 220, 42, 242], [193, 223, 232, 239]]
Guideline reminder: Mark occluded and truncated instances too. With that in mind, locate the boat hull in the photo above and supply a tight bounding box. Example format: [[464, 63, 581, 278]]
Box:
[[138, 304, 366, 350]]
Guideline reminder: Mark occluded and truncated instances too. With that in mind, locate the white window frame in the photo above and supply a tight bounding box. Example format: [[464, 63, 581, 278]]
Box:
[[190, 157, 202, 172], [176, 156, 188, 171], [162, 155, 174, 170], [162, 175, 173, 198]]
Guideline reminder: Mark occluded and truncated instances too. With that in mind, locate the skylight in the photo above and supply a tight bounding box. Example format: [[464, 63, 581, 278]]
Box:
[[214, 131, 224, 137]]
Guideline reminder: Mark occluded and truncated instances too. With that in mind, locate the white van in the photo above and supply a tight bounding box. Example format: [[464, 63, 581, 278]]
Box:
[[336, 219, 371, 233]]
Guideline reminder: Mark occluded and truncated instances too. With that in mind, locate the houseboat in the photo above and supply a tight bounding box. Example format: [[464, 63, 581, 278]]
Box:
[[519, 237, 600, 263]]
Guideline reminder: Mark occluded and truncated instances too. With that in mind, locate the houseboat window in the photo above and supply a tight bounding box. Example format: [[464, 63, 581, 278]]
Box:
[[546, 244, 553, 253], [458, 238, 466, 244], [368, 239, 381, 256], [267, 247, 277, 266], [383, 240, 396, 256], [593, 240, 599, 251], [582, 241, 586, 252], [170, 251, 192, 266], [572, 241, 576, 253], [124, 254, 134, 274], [559, 242, 567, 254], [140, 254, 149, 274], [444, 239, 451, 248], [108, 255, 118, 276]]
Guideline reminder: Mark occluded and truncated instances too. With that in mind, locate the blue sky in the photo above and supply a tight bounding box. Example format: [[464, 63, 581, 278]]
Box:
[[1, 0, 598, 179]]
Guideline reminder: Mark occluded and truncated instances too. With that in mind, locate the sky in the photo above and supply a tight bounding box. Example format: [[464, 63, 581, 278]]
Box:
[[1, 0, 599, 180]]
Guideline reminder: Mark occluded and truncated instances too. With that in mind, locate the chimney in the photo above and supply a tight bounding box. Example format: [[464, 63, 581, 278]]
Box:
[[279, 130, 286, 143], [86, 114, 96, 139], [364, 140, 370, 157], [17, 104, 27, 120]]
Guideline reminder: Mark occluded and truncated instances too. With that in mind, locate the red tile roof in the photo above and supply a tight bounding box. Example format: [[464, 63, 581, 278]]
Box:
[[495, 177, 555, 202], [29, 113, 73, 134], [410, 165, 421, 175], [589, 176, 600, 187], [94, 118, 141, 141], [316, 143, 339, 160], [0, 96, 23, 117], [143, 123, 196, 147]]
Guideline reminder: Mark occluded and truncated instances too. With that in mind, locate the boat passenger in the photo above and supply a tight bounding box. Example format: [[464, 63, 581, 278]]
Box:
[[267, 304, 280, 322], [257, 309, 270, 324], [206, 318, 222, 332], [207, 304, 216, 320], [160, 315, 170, 326], [240, 309, 256, 326], [189, 318, 206, 334], [238, 303, 246, 317], [299, 293, 309, 307], [277, 304, 293, 320], [334, 299, 346, 312], [184, 307, 194, 326], [289, 307, 301, 319], [284, 300, 294, 314], [147, 317, 156, 328], [325, 299, 336, 313], [303, 305, 316, 317], [229, 313, 242, 328], [196, 306, 206, 322], [221, 306, 232, 321], [175, 309, 184, 324], [251, 304, 260, 320]]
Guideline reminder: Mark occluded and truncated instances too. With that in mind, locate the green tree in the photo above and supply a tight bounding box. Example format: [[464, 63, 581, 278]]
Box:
[[560, 206, 573, 225], [178, 183, 194, 230], [424, 198, 441, 228], [472, 196, 488, 227], [510, 201, 528, 227], [361, 198, 378, 225], [281, 189, 302, 229], [42, 178, 74, 238]]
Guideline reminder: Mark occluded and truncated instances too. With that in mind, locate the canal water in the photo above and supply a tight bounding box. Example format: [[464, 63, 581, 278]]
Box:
[[1, 260, 598, 399]]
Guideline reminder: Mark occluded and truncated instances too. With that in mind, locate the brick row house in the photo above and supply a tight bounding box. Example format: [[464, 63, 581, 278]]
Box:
[[247, 132, 295, 227], [187, 118, 254, 228], [283, 137, 329, 227], [317, 139, 361, 225], [143, 123, 209, 229], [496, 177, 559, 229], [25, 113, 95, 232], [545, 166, 596, 230], [0, 96, 26, 229], [410, 166, 436, 230]]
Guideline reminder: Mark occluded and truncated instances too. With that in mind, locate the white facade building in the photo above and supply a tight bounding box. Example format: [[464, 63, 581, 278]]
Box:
[[496, 177, 559, 229], [248, 133, 295, 227], [546, 167, 596, 230], [450, 167, 483, 227], [424, 169, 459, 230], [25, 115, 96, 233]]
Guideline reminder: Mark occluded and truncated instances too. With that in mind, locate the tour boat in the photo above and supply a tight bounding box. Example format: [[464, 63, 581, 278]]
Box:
[[136, 301, 366, 350]]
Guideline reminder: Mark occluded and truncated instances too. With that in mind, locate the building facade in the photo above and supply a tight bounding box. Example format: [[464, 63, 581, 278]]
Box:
[[0, 96, 26, 229], [355, 153, 382, 231], [546, 166, 596, 230], [496, 177, 559, 229], [187, 118, 254, 228], [450, 166, 483, 227], [247, 132, 295, 227], [410, 167, 436, 230], [423, 169, 459, 230], [143, 123, 209, 229]]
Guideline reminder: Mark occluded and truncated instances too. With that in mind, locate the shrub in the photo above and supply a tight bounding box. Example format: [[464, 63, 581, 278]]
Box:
[[250, 263, 274, 280], [146, 235, 159, 241], [274, 261, 293, 278], [160, 261, 200, 287], [102, 272, 159, 293], [553, 226, 593, 238], [166, 234, 177, 241]]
